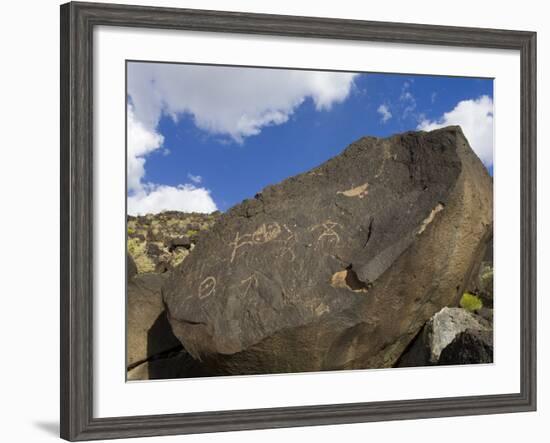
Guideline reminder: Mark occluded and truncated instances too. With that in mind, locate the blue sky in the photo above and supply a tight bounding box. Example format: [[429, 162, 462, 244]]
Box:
[[127, 63, 493, 215]]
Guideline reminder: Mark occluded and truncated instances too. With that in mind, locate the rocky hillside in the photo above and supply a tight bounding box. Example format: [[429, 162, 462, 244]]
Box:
[[127, 211, 220, 274], [127, 126, 494, 380]]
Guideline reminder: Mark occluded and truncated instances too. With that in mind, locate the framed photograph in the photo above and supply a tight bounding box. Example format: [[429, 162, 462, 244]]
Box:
[[60, 1, 536, 440]]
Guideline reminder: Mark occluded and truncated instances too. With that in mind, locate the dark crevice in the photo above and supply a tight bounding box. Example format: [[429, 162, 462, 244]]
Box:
[[179, 318, 207, 326], [127, 344, 184, 371], [364, 217, 374, 248]]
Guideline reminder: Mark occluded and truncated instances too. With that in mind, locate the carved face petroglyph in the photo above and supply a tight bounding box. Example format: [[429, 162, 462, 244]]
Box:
[[198, 276, 216, 299], [310, 220, 341, 246]]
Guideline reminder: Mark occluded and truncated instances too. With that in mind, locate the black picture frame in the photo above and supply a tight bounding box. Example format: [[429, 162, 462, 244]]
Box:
[[60, 2, 537, 441]]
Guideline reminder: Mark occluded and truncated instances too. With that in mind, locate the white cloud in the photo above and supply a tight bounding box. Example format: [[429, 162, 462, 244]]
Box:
[[126, 63, 357, 214], [187, 173, 202, 184], [399, 82, 416, 118], [127, 104, 217, 213], [127, 105, 164, 193], [417, 95, 494, 167], [377, 104, 392, 123], [128, 184, 217, 215], [127, 62, 358, 143]]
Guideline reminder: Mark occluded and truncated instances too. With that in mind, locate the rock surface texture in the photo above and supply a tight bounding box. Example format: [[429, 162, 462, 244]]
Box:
[[127, 273, 180, 369], [164, 127, 493, 375], [438, 328, 493, 365], [396, 307, 492, 367]]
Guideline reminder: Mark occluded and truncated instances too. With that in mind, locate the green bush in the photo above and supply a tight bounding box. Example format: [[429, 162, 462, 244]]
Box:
[[460, 292, 483, 312]]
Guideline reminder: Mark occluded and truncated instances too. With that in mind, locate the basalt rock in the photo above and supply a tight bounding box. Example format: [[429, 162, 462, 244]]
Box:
[[396, 307, 492, 367], [164, 127, 493, 375], [127, 273, 181, 369], [438, 328, 493, 365], [127, 253, 137, 281]]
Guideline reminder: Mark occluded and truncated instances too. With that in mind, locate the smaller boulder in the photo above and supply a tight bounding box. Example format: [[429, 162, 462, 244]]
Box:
[[127, 253, 137, 281], [155, 260, 171, 274], [127, 273, 181, 368], [146, 242, 163, 256], [396, 307, 491, 367], [426, 307, 491, 363], [475, 307, 493, 323], [168, 236, 192, 251], [438, 329, 493, 365]]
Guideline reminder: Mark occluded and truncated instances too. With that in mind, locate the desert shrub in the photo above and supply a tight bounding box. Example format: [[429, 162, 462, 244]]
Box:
[[460, 292, 483, 312]]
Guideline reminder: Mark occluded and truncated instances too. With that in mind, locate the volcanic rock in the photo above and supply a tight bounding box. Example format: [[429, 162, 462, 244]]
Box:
[[438, 328, 493, 365], [127, 253, 137, 281], [396, 307, 492, 367], [127, 273, 181, 368], [164, 127, 493, 375], [127, 349, 209, 381], [169, 236, 192, 251]]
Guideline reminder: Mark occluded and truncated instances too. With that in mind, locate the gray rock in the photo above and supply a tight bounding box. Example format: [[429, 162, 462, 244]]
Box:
[[127, 253, 137, 281], [465, 235, 493, 307], [146, 242, 163, 256], [169, 236, 192, 251], [438, 329, 493, 365], [396, 307, 492, 367], [475, 307, 494, 323], [127, 273, 181, 368], [127, 350, 208, 381], [426, 307, 491, 363], [164, 127, 493, 375]]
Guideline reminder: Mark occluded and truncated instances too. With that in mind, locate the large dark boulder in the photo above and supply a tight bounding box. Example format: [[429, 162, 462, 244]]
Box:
[[164, 127, 493, 375]]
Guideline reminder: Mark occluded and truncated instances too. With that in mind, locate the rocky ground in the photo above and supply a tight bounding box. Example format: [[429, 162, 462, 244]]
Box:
[[127, 211, 220, 274], [127, 126, 494, 380]]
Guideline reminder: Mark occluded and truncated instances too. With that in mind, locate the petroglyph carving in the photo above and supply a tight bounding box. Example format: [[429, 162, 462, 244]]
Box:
[[337, 182, 369, 199], [279, 224, 297, 262], [252, 222, 281, 243], [198, 276, 216, 299], [310, 220, 341, 245], [315, 303, 330, 316], [229, 222, 282, 263], [229, 232, 254, 263], [240, 274, 259, 296], [417, 203, 444, 234]]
